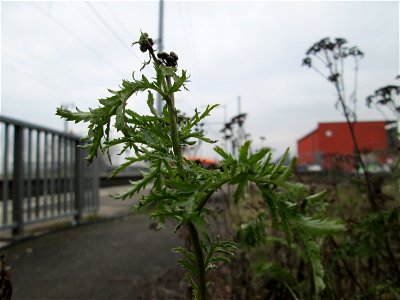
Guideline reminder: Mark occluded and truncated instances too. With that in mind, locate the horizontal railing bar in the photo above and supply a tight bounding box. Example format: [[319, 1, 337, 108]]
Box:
[[0, 212, 76, 231], [23, 212, 77, 226], [0, 115, 80, 140], [0, 223, 17, 230], [0, 115, 100, 237], [0, 206, 98, 231]]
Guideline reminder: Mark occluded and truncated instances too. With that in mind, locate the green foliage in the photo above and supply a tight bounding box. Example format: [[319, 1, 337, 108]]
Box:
[[57, 32, 235, 298], [252, 261, 299, 300], [302, 179, 400, 300], [235, 179, 344, 298], [237, 212, 267, 247], [300, 36, 400, 300], [340, 207, 400, 262], [174, 235, 237, 297], [57, 31, 343, 299]]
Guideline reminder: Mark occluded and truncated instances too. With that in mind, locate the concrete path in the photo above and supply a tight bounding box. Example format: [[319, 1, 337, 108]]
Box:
[[1, 186, 187, 299]]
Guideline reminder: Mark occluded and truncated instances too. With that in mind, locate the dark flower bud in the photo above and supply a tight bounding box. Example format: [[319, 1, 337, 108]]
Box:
[[326, 42, 335, 50], [140, 44, 148, 52], [366, 96, 373, 108], [318, 38, 330, 49], [135, 32, 155, 53], [165, 55, 177, 67], [335, 38, 347, 46], [157, 52, 169, 59], [170, 51, 179, 61], [328, 73, 340, 82], [302, 57, 312, 67], [377, 99, 390, 105], [348, 47, 364, 57]]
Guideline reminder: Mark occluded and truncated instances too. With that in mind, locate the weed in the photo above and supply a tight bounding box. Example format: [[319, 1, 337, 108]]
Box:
[[57, 32, 342, 299]]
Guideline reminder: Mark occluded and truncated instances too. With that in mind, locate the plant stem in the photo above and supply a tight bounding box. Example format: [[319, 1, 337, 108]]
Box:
[[163, 73, 207, 299], [196, 178, 230, 214], [328, 237, 367, 296], [323, 53, 377, 210], [188, 222, 207, 300], [333, 83, 378, 210], [165, 76, 183, 166]]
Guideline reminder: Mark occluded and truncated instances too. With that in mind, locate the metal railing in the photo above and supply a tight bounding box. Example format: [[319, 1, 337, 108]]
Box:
[[0, 115, 99, 236]]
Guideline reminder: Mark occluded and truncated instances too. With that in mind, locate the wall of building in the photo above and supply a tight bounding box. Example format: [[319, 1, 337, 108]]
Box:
[[318, 121, 387, 154], [297, 130, 318, 166], [297, 121, 389, 172]]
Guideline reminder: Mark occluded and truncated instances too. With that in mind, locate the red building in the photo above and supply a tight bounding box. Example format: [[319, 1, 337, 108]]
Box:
[[297, 121, 396, 172]]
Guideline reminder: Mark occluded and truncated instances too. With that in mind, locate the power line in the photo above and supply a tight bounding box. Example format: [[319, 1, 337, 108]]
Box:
[[3, 46, 86, 85], [101, 2, 134, 42], [177, 2, 198, 73], [31, 2, 125, 75], [4, 64, 69, 94], [3, 65, 89, 105], [86, 2, 141, 62]]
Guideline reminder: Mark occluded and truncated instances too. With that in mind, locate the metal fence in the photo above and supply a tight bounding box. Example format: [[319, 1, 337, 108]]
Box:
[[0, 115, 99, 236]]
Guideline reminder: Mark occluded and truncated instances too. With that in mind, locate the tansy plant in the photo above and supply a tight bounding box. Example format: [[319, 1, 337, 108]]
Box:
[[57, 32, 343, 299]]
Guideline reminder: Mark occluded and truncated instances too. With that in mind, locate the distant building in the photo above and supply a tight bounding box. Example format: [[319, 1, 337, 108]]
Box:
[[297, 121, 398, 172], [185, 156, 219, 169]]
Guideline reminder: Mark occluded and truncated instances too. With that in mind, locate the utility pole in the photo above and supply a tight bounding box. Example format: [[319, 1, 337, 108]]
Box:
[[156, 0, 164, 115], [237, 95, 241, 114]]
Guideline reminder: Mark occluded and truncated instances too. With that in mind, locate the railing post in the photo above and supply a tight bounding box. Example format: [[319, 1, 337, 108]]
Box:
[[12, 125, 24, 236], [92, 156, 100, 210], [74, 140, 84, 224]]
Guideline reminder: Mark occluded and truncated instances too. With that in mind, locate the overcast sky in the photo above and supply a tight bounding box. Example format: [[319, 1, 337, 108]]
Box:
[[1, 1, 399, 160]]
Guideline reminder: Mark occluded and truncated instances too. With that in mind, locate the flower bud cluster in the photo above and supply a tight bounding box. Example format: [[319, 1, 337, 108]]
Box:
[[135, 32, 154, 53], [157, 51, 179, 67]]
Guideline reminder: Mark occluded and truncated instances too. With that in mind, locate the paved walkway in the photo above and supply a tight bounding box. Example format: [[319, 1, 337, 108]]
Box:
[[1, 186, 187, 299]]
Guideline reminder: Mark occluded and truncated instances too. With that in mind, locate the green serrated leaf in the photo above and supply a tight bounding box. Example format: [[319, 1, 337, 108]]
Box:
[[56, 107, 92, 123], [177, 258, 197, 274], [109, 156, 146, 178], [114, 166, 159, 200], [174, 247, 196, 262], [115, 104, 126, 131], [239, 141, 252, 163], [305, 190, 327, 203], [214, 146, 235, 163], [270, 148, 290, 178], [169, 69, 188, 93], [296, 216, 345, 236], [260, 188, 279, 229], [248, 147, 270, 165], [147, 91, 159, 117], [233, 179, 247, 203], [301, 238, 326, 294], [276, 157, 296, 183]]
